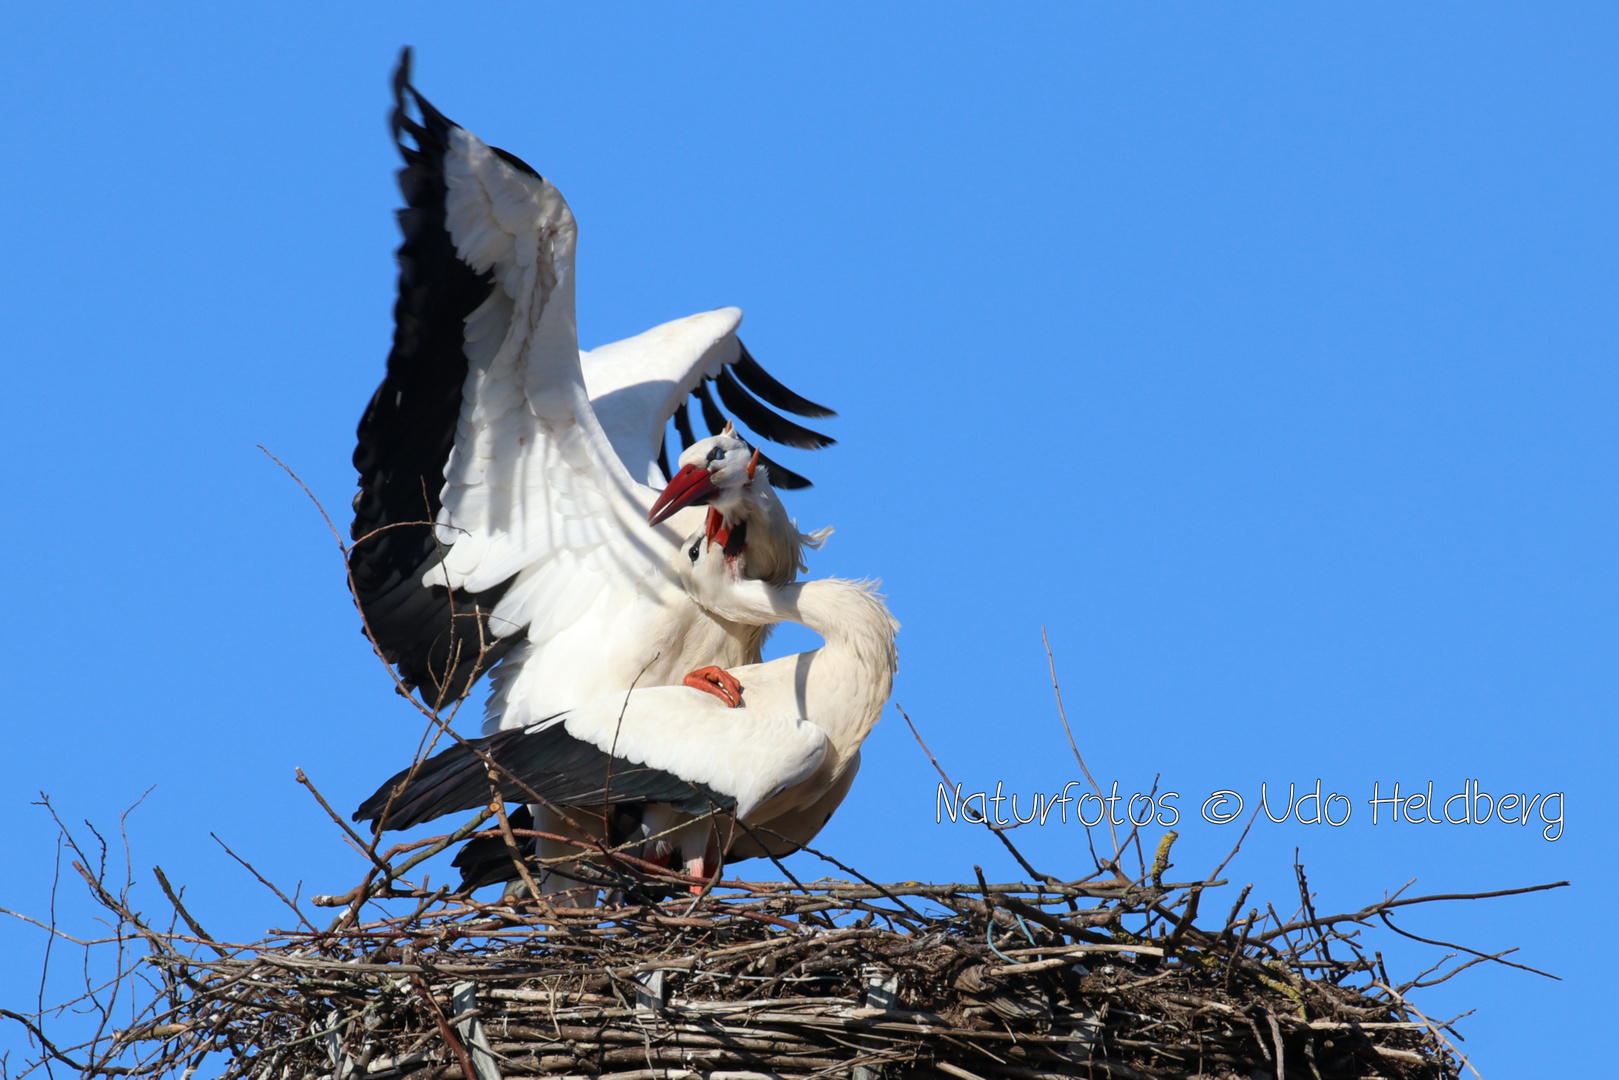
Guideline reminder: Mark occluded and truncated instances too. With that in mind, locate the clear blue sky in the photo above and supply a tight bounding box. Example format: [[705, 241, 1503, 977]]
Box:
[[1, 5, 1611, 1074]]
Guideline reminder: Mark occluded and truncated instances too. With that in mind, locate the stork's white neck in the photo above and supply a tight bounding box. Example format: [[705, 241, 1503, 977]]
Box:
[[690, 570, 899, 773], [714, 482, 803, 587]]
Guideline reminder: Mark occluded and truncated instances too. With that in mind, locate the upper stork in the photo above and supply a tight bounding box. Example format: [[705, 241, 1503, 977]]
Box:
[[347, 50, 836, 725]]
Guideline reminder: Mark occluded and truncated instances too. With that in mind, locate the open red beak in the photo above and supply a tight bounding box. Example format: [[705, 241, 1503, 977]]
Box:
[[648, 464, 719, 526]]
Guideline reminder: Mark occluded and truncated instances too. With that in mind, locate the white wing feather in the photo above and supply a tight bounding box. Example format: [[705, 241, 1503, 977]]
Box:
[[419, 127, 752, 731], [583, 308, 744, 486], [559, 686, 829, 819]]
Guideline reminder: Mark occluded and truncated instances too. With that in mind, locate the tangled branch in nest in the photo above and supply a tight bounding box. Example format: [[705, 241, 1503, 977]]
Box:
[[1, 799, 1565, 1080]]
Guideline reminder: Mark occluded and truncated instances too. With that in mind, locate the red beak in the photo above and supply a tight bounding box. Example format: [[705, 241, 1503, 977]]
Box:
[[648, 464, 719, 526]]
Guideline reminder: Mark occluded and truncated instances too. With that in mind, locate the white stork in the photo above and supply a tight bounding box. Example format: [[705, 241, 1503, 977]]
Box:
[[348, 51, 835, 720], [355, 523, 900, 891]]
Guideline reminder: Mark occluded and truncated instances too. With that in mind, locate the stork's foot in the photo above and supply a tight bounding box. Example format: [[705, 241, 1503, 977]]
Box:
[[684, 666, 743, 707], [685, 856, 710, 895]]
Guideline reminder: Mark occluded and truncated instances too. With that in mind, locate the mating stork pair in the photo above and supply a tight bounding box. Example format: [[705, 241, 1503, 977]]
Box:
[[347, 51, 898, 899]]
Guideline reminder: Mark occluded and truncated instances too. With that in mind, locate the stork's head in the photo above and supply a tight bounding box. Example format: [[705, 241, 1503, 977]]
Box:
[[647, 428, 766, 528], [650, 425, 825, 588]]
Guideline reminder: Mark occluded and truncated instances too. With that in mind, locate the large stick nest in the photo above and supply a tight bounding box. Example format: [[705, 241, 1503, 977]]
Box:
[[10, 803, 1552, 1080]]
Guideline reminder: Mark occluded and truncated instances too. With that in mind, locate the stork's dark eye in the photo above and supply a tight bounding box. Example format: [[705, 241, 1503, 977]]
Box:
[[688, 541, 701, 563], [706, 445, 725, 464]]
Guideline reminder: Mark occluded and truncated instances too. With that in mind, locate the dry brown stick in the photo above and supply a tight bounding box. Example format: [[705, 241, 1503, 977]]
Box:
[[1256, 880, 1570, 944], [1091, 774, 1164, 900], [1161, 888, 1202, 957], [37, 814, 63, 1048], [1377, 911, 1558, 980], [1263, 1008, 1286, 1080], [66, 861, 208, 1006], [1041, 626, 1122, 863], [1402, 952, 1498, 992], [407, 973, 478, 1080], [37, 795, 140, 1061], [209, 833, 316, 933], [747, 827, 926, 924], [0, 906, 117, 947], [897, 704, 1059, 889], [1292, 854, 1331, 966], [720, 817, 830, 929], [1372, 982, 1480, 1080], [296, 768, 399, 878], [1224, 909, 1257, 991], [1265, 901, 1296, 956], [152, 867, 228, 960], [1216, 884, 1254, 943], [0, 1009, 95, 1074], [488, 768, 543, 899], [1398, 950, 1462, 993], [323, 807, 494, 924]]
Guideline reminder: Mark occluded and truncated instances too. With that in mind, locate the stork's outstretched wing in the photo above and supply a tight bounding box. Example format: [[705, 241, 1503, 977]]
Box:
[[349, 51, 835, 705]]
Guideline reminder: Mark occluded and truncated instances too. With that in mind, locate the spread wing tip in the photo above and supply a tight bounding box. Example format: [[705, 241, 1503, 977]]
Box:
[[716, 368, 835, 450], [734, 341, 837, 419]]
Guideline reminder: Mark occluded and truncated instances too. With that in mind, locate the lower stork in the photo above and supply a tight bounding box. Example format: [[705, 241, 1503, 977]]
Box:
[[354, 524, 899, 893]]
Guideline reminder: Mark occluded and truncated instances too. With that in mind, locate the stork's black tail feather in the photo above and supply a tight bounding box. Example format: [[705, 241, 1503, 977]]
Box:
[[354, 719, 734, 832]]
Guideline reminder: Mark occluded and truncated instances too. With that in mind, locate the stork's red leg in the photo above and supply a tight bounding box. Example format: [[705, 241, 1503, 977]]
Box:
[[683, 666, 743, 707]]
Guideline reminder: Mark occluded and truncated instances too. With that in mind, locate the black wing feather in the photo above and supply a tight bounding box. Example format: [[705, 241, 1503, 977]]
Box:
[[753, 449, 813, 490], [670, 352, 833, 486], [451, 804, 535, 891], [354, 721, 733, 831], [694, 380, 728, 437], [348, 50, 525, 703], [673, 398, 698, 450], [715, 368, 836, 450], [732, 341, 836, 418], [656, 436, 672, 483]]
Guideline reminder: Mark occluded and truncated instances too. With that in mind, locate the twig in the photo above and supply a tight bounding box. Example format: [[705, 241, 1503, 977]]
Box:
[[294, 769, 396, 881], [1041, 626, 1120, 861], [487, 770, 543, 900], [209, 834, 315, 933], [896, 704, 1059, 888], [1374, 982, 1481, 1080], [151, 868, 228, 960], [1258, 881, 1570, 944], [1378, 911, 1559, 980]]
